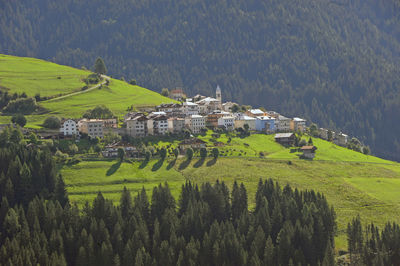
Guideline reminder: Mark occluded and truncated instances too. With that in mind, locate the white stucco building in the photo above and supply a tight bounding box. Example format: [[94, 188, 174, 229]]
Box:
[[60, 119, 78, 136], [218, 116, 235, 131]]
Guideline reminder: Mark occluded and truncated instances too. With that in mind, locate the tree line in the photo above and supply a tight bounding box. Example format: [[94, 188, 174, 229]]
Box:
[[347, 216, 400, 266], [0, 179, 337, 266]]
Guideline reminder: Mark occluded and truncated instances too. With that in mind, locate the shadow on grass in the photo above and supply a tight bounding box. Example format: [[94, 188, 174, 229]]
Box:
[[206, 158, 217, 167], [179, 159, 191, 170], [139, 160, 149, 169], [194, 157, 205, 168], [152, 158, 165, 172], [166, 159, 177, 170], [106, 160, 122, 176]]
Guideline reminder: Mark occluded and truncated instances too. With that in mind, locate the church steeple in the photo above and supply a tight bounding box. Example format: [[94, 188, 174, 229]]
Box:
[[216, 85, 222, 102]]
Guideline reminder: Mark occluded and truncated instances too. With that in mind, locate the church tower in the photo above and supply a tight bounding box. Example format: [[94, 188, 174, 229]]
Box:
[[216, 85, 222, 102]]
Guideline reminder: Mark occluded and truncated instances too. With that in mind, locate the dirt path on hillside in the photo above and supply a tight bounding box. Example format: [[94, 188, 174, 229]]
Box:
[[44, 75, 109, 102]]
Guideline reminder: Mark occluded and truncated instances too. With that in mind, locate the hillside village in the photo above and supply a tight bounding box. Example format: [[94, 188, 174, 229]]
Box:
[[48, 86, 352, 157]]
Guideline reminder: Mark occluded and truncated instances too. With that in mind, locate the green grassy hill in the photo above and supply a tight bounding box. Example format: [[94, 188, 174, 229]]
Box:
[[0, 54, 175, 127], [61, 133, 400, 250]]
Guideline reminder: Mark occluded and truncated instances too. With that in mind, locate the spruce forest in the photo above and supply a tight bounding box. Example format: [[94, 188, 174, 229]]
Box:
[[1, 0, 400, 161]]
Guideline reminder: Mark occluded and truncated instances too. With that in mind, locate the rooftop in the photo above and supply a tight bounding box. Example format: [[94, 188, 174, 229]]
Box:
[[275, 133, 294, 138], [248, 109, 265, 115], [300, 146, 317, 151], [257, 116, 275, 120]]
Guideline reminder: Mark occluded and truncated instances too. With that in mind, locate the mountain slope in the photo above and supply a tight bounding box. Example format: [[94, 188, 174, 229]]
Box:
[[0, 54, 174, 126], [1, 0, 399, 160]]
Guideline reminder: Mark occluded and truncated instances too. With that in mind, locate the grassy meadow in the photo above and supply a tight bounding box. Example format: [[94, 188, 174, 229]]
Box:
[[0, 54, 89, 97], [0, 54, 175, 127], [61, 134, 400, 250]]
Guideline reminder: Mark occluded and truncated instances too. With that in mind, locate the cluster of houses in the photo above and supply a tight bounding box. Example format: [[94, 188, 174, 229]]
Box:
[[56, 86, 351, 159], [60, 86, 312, 140]]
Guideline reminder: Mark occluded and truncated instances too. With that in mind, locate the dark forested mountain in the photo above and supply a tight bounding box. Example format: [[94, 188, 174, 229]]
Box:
[[1, 0, 400, 160]]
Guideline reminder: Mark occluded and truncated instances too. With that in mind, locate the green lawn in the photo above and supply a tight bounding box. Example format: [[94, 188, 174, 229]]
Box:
[[41, 79, 174, 118], [0, 54, 89, 97]]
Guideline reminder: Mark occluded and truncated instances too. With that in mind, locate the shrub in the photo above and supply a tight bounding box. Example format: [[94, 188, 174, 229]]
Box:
[[43, 116, 61, 129], [83, 105, 114, 119], [11, 114, 27, 127], [3, 97, 37, 114]]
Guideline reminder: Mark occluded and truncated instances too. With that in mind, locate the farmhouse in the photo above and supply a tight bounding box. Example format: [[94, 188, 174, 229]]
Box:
[[178, 138, 207, 152], [334, 132, 348, 147], [300, 145, 317, 159], [275, 133, 295, 146], [102, 142, 140, 158], [169, 88, 186, 101]]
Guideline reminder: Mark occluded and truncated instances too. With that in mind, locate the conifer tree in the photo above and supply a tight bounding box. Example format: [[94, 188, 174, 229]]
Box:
[[55, 175, 69, 207], [94, 57, 107, 75], [120, 187, 132, 219]]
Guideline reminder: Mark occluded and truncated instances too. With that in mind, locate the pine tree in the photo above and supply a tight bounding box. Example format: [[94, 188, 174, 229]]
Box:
[[54, 175, 69, 207], [263, 236, 275, 266], [120, 187, 132, 219], [94, 57, 107, 75]]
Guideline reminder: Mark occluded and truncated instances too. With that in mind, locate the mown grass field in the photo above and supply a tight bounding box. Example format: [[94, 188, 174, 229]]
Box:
[[0, 54, 89, 97], [61, 134, 400, 250], [0, 54, 175, 127]]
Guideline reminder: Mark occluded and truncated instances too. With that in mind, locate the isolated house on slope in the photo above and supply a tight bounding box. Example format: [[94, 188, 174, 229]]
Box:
[[275, 133, 295, 146], [300, 145, 317, 159]]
